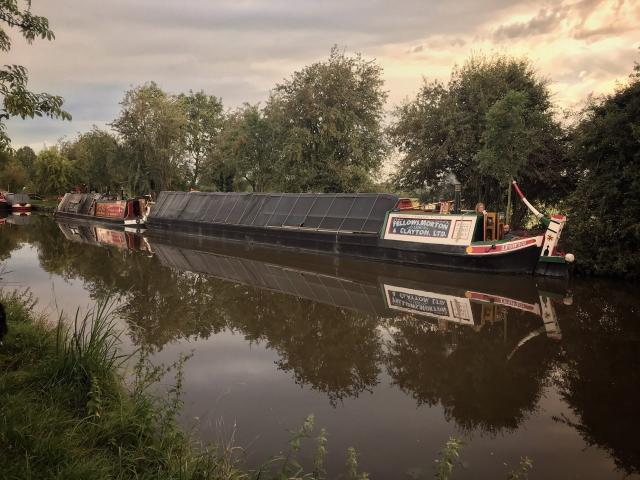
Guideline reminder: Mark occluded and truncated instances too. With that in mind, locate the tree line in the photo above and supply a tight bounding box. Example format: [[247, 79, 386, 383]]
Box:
[[0, 47, 388, 197]]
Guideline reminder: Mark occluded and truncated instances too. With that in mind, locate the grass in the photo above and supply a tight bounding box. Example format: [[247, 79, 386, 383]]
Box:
[[0, 290, 533, 479], [0, 291, 372, 480], [29, 198, 60, 209]]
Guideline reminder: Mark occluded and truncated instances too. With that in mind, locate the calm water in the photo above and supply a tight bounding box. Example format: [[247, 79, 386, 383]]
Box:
[[1, 213, 639, 479]]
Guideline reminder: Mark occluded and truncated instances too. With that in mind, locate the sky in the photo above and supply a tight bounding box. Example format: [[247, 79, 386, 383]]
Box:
[[4, 0, 640, 150]]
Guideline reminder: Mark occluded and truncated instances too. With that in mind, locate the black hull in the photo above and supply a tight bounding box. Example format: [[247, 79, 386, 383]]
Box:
[[146, 218, 542, 275], [54, 211, 126, 226]]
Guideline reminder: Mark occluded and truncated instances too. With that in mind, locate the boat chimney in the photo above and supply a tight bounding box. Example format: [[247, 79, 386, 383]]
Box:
[[453, 183, 461, 214]]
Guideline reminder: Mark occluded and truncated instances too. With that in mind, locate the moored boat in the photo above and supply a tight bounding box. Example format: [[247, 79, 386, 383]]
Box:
[[145, 183, 574, 276], [55, 193, 147, 229], [4, 192, 31, 212]]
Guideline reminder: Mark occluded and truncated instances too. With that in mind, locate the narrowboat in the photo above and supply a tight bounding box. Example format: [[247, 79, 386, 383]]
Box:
[[55, 193, 148, 229], [145, 182, 574, 276], [3, 192, 31, 212]]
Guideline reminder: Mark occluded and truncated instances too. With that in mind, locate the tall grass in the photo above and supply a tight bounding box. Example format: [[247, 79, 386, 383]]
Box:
[[50, 298, 129, 389]]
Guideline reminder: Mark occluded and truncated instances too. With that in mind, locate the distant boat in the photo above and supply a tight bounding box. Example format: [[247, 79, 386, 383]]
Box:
[[55, 193, 147, 229], [1, 192, 30, 212]]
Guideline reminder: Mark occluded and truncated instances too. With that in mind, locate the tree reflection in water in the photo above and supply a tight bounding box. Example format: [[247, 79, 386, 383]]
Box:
[[386, 312, 559, 435], [228, 292, 383, 405], [555, 282, 640, 475]]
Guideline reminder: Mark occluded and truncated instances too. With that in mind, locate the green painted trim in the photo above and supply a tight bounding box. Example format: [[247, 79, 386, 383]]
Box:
[[471, 238, 512, 246], [538, 255, 566, 264], [389, 210, 480, 218], [379, 211, 391, 239]]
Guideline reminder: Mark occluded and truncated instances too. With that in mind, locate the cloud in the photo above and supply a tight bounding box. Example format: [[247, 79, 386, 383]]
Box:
[[494, 7, 567, 40], [2, 0, 639, 149]]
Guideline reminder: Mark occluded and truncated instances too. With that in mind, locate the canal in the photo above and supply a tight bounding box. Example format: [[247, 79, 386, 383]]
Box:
[[1, 213, 638, 479]]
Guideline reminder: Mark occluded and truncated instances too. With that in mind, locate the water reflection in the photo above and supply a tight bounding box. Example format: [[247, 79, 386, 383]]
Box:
[[555, 283, 640, 474], [50, 219, 568, 418], [2, 216, 640, 477]]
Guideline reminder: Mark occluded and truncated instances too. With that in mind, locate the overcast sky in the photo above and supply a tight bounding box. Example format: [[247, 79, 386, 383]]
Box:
[[5, 0, 640, 150]]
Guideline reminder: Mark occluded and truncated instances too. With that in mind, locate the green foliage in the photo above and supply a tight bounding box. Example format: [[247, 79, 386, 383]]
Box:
[[345, 447, 369, 480], [507, 456, 533, 480], [218, 102, 282, 192], [49, 299, 129, 393], [476, 90, 541, 184], [178, 90, 225, 188], [61, 127, 123, 192], [0, 156, 27, 190], [564, 64, 640, 278], [389, 54, 567, 222], [33, 146, 74, 195], [270, 46, 387, 192], [435, 437, 464, 480], [111, 82, 188, 195], [0, 0, 71, 148], [15, 145, 36, 170]]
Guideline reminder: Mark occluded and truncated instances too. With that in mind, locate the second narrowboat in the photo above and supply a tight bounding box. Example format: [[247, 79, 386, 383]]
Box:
[[55, 193, 148, 228]]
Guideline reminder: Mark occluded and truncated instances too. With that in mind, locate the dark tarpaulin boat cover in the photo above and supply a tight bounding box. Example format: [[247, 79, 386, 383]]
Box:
[[150, 191, 400, 234], [5, 192, 30, 205], [57, 193, 101, 215]]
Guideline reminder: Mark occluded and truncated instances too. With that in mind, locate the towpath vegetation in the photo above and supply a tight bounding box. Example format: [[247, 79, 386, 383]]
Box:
[[0, 290, 376, 479]]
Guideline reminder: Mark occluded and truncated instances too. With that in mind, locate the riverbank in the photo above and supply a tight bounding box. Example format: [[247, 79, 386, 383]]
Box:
[[0, 291, 237, 479], [0, 291, 380, 480]]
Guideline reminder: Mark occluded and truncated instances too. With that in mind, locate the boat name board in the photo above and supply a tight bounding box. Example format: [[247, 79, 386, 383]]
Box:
[[388, 217, 451, 238], [95, 227, 127, 248], [388, 290, 450, 316], [383, 284, 474, 325], [95, 201, 126, 218], [382, 213, 478, 246]]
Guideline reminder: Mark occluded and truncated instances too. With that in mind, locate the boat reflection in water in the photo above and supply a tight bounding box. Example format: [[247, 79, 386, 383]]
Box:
[[58, 220, 152, 253], [57, 219, 568, 358], [151, 233, 568, 349], [0, 210, 32, 226]]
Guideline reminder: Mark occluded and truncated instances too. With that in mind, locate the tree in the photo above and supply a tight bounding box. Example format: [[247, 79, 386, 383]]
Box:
[[564, 63, 640, 278], [0, 0, 70, 148], [33, 146, 73, 195], [15, 145, 36, 171], [62, 127, 122, 192], [0, 158, 26, 190], [218, 103, 282, 192], [178, 91, 224, 188], [270, 46, 387, 192], [389, 54, 567, 224], [476, 90, 544, 223], [111, 82, 187, 194]]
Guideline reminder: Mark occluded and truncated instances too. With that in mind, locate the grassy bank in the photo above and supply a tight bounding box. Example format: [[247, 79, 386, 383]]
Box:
[[0, 291, 378, 480], [0, 291, 235, 479]]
